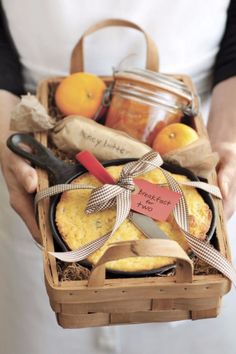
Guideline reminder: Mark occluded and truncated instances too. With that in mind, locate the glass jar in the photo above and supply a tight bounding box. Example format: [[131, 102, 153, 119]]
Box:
[[105, 69, 198, 144]]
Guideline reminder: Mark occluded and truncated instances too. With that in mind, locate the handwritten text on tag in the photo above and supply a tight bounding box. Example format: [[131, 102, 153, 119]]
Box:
[[131, 179, 181, 221]]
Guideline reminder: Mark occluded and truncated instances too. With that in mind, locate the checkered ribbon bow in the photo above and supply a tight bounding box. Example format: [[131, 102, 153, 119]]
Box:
[[86, 151, 163, 214], [35, 151, 236, 285]]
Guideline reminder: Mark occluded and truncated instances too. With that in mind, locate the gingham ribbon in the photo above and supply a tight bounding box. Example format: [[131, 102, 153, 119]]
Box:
[[35, 151, 236, 284], [160, 168, 236, 284]]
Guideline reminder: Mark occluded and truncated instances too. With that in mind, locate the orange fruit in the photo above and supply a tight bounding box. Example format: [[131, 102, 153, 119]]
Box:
[[152, 123, 199, 155], [55, 72, 106, 118]]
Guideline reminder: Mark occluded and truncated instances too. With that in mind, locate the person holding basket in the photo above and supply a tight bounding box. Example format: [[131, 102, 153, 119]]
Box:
[[0, 1, 236, 353]]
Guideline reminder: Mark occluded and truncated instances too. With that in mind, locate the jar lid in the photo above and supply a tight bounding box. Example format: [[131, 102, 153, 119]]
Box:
[[115, 68, 194, 101], [112, 82, 185, 114], [113, 68, 199, 116]]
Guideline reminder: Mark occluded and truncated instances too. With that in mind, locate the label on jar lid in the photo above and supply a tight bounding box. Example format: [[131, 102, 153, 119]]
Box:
[[131, 179, 181, 221]]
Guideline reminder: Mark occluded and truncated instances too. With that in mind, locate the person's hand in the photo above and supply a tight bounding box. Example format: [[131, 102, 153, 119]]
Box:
[[213, 142, 236, 219], [207, 77, 236, 220], [0, 144, 41, 243]]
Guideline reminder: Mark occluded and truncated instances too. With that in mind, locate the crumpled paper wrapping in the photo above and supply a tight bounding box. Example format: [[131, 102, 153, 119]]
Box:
[[10, 94, 56, 132], [164, 137, 219, 178], [10, 95, 218, 177]]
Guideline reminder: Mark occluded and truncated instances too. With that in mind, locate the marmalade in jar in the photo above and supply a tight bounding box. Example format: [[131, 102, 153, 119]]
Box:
[[105, 69, 197, 144]]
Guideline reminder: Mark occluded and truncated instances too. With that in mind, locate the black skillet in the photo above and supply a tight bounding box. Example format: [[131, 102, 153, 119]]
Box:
[[7, 133, 216, 276]]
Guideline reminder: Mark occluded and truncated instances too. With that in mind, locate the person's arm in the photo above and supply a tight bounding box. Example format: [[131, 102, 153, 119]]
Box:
[[0, 91, 40, 242], [208, 78, 236, 219], [0, 4, 40, 241], [207, 0, 236, 219]]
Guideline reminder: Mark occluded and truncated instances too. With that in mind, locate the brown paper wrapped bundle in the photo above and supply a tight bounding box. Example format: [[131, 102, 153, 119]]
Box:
[[51, 115, 152, 160]]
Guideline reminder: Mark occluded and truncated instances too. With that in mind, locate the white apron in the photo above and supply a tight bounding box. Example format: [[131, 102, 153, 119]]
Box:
[[1, 1, 236, 353]]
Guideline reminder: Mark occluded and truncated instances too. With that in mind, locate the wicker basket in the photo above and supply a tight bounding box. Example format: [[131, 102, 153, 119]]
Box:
[[35, 20, 231, 328]]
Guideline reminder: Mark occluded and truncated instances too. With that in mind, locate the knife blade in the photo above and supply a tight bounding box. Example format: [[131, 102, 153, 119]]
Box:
[[128, 211, 169, 240]]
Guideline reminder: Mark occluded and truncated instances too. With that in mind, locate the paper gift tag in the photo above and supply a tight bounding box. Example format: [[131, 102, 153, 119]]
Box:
[[131, 179, 181, 221]]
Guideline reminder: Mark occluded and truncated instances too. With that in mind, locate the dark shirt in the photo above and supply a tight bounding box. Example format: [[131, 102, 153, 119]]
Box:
[[0, 1, 25, 95], [213, 0, 236, 86], [0, 1, 236, 96]]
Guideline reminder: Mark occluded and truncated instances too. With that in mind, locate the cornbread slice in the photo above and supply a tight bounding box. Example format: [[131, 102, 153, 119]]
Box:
[[56, 165, 212, 273]]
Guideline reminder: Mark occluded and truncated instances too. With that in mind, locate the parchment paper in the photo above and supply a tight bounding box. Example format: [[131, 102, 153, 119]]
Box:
[[10, 94, 56, 132]]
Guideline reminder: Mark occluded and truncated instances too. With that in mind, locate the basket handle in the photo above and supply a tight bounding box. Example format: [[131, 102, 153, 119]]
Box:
[[70, 18, 159, 73], [88, 239, 193, 287]]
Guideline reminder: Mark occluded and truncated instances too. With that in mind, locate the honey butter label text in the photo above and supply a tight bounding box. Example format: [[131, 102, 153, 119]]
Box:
[[81, 130, 130, 155]]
